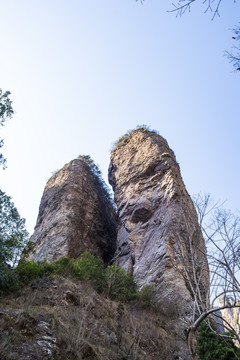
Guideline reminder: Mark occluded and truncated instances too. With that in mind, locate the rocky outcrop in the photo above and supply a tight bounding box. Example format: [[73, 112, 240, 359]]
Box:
[[28, 159, 117, 264], [218, 296, 240, 345], [109, 128, 210, 358], [25, 129, 211, 358]]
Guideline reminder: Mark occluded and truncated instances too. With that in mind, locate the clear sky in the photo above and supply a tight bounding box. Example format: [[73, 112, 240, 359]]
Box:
[[0, 0, 239, 234]]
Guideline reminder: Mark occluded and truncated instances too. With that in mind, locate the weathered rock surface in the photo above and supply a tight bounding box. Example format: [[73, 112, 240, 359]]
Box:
[[28, 159, 117, 264], [109, 128, 210, 358], [218, 296, 240, 345]]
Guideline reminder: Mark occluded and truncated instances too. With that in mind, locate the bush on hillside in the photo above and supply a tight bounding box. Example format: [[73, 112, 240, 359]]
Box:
[[16, 260, 54, 284], [134, 284, 157, 310], [0, 262, 17, 292], [197, 321, 240, 360], [52, 257, 75, 277], [104, 265, 137, 301], [0, 250, 159, 309], [0, 251, 138, 303], [71, 250, 106, 293]]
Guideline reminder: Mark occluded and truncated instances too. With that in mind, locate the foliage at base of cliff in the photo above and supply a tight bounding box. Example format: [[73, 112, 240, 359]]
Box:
[[0, 250, 189, 359], [0, 250, 156, 308], [197, 321, 240, 360]]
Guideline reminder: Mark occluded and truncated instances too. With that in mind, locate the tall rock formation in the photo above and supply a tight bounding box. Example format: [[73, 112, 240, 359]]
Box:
[[28, 159, 117, 264], [109, 128, 209, 358], [26, 130, 210, 359]]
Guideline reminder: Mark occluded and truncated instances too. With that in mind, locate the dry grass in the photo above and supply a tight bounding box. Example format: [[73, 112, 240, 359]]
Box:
[[0, 276, 183, 360]]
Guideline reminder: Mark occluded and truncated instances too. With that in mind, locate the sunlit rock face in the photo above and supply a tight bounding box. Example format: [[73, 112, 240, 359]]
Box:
[[109, 128, 209, 358], [29, 159, 117, 264], [218, 296, 240, 346]]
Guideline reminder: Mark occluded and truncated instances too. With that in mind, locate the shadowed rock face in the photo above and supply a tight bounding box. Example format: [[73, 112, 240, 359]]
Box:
[[109, 128, 209, 358], [29, 159, 117, 264]]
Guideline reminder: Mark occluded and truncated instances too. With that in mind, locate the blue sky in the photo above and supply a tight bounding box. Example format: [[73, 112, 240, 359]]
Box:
[[0, 0, 239, 234]]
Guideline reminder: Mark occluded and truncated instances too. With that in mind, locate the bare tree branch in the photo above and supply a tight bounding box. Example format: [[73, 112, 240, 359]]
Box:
[[167, 0, 227, 19], [170, 194, 240, 357]]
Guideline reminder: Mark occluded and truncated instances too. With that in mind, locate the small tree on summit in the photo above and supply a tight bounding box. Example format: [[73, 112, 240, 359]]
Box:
[[77, 154, 114, 205]]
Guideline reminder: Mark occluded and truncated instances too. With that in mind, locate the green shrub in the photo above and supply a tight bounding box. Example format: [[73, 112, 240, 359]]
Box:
[[16, 260, 54, 284], [53, 257, 75, 277], [134, 284, 156, 310], [112, 130, 131, 149], [52, 251, 105, 292], [104, 265, 137, 301], [112, 125, 159, 150], [0, 189, 29, 266], [197, 321, 240, 360], [0, 260, 54, 293], [58, 252, 138, 301], [0, 262, 16, 293], [0, 251, 140, 305], [72, 250, 105, 284], [20, 240, 34, 259]]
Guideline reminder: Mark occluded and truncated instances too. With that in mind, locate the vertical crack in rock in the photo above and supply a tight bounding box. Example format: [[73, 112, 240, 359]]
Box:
[[28, 159, 117, 264]]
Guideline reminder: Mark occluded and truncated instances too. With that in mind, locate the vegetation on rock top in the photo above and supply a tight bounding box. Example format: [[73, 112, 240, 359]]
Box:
[[77, 154, 115, 207], [111, 124, 159, 151]]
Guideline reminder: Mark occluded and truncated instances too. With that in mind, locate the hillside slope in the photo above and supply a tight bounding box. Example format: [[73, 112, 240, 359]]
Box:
[[0, 276, 183, 360]]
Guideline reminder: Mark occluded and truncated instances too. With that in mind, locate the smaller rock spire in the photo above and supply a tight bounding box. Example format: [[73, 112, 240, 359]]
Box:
[[28, 158, 117, 264]]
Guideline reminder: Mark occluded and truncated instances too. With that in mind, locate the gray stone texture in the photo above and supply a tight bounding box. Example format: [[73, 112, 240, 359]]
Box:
[[29, 159, 117, 264], [109, 128, 210, 359]]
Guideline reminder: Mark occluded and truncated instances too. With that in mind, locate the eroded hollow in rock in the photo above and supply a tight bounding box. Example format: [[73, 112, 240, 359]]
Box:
[[130, 207, 153, 223]]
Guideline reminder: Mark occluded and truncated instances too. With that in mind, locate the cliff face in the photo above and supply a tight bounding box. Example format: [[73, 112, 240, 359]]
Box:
[[24, 129, 210, 359], [109, 129, 209, 356], [28, 159, 117, 264], [218, 296, 240, 345]]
